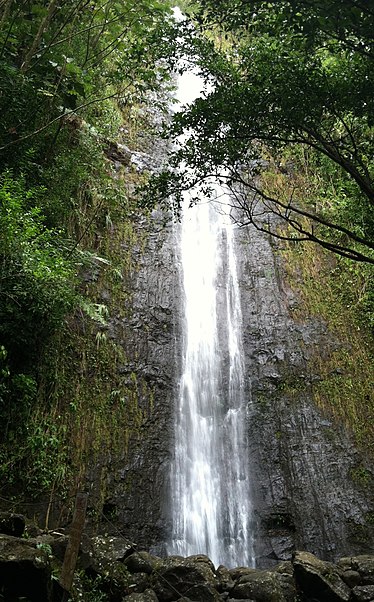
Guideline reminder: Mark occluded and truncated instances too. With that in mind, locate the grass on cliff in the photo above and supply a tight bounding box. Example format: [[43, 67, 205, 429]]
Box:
[[261, 153, 374, 456]]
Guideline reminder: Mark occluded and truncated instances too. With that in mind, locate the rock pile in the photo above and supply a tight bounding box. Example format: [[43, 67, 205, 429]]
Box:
[[0, 514, 374, 601]]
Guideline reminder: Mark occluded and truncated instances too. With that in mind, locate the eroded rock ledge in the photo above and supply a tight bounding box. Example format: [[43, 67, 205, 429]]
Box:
[[1, 519, 374, 602]]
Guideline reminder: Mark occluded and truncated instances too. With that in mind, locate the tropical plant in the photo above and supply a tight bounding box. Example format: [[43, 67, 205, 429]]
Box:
[[146, 0, 374, 264]]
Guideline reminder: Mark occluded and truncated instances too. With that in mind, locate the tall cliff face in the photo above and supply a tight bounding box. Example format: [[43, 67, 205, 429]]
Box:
[[92, 203, 373, 565], [235, 224, 374, 566], [87, 209, 181, 549]]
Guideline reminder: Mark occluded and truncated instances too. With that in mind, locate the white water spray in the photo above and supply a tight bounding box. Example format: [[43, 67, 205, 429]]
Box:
[[168, 70, 254, 568]]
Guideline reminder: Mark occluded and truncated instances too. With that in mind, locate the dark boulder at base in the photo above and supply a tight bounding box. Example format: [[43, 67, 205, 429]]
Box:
[[3, 524, 374, 602], [216, 564, 235, 592], [337, 555, 374, 585], [150, 555, 221, 602], [90, 534, 136, 562], [229, 561, 296, 602], [125, 550, 160, 574], [293, 551, 351, 602], [0, 512, 25, 537], [0, 534, 52, 601]]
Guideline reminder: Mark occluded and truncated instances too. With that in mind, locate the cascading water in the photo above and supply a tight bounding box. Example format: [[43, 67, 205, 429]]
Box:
[[168, 70, 254, 569]]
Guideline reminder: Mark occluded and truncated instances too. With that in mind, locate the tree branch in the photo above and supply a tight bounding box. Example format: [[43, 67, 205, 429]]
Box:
[[0, 84, 133, 152]]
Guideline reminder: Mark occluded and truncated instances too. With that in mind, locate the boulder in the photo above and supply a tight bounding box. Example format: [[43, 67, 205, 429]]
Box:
[[230, 565, 296, 602], [85, 560, 133, 598], [338, 555, 374, 585], [293, 551, 351, 602], [35, 533, 69, 561], [125, 551, 160, 574], [186, 554, 216, 573], [90, 534, 135, 562], [216, 564, 235, 592], [79, 535, 137, 598], [150, 555, 221, 601], [80, 534, 135, 578], [340, 569, 362, 588], [0, 512, 25, 537], [124, 589, 159, 601], [127, 572, 151, 594], [351, 556, 374, 585], [229, 567, 258, 581], [0, 534, 52, 601]]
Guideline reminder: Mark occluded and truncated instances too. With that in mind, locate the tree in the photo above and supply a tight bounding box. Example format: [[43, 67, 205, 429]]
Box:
[[149, 0, 374, 263], [0, 0, 178, 447], [0, 0, 177, 159]]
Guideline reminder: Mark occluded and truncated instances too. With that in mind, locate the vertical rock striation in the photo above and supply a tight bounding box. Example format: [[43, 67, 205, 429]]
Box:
[[91, 191, 373, 564], [235, 223, 374, 566]]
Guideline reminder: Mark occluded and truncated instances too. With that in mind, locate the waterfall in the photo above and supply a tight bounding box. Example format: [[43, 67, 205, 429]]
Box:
[[167, 66, 255, 565]]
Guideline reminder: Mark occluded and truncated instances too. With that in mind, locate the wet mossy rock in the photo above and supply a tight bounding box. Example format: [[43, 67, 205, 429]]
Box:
[[338, 555, 374, 585], [229, 562, 296, 602], [89, 534, 136, 563], [0, 534, 53, 601], [150, 554, 220, 601], [2, 529, 374, 601], [125, 550, 160, 574]]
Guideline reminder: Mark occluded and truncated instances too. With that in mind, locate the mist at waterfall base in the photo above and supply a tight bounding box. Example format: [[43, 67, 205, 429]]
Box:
[[167, 66, 255, 568]]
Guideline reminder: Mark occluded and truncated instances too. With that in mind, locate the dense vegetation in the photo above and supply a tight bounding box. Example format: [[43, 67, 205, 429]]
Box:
[[0, 0, 177, 504], [145, 0, 374, 446], [151, 0, 374, 265]]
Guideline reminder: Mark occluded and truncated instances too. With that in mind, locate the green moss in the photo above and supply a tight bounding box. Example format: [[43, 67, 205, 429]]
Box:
[[280, 221, 374, 455], [347, 520, 371, 545], [366, 512, 374, 525], [0, 93, 159, 513], [350, 466, 373, 488], [256, 146, 374, 456]]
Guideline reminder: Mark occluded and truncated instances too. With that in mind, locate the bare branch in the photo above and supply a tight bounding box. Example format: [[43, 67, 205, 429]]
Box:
[[227, 168, 374, 250]]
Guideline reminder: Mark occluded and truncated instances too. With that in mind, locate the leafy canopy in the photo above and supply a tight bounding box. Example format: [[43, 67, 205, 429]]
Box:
[[148, 0, 374, 263]]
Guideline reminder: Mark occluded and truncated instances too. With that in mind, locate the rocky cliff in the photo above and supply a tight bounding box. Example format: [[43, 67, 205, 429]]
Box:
[[235, 224, 374, 565], [85, 200, 373, 565]]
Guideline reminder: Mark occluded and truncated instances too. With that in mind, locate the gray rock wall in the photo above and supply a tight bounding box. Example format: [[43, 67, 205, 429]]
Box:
[[98, 211, 181, 549], [97, 207, 373, 565], [235, 224, 374, 566]]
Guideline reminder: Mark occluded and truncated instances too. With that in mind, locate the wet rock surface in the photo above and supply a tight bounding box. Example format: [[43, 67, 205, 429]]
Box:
[[2, 532, 374, 602], [0, 511, 25, 537], [82, 208, 180, 549], [0, 533, 53, 601], [81, 180, 373, 563], [235, 224, 374, 565], [84, 549, 374, 601], [293, 550, 351, 601]]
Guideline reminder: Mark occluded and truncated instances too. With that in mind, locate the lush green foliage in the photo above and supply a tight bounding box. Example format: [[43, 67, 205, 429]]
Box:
[[0, 0, 177, 500], [0, 171, 77, 455], [149, 0, 374, 264], [1, 0, 373, 510], [280, 223, 374, 454], [0, 172, 76, 364]]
